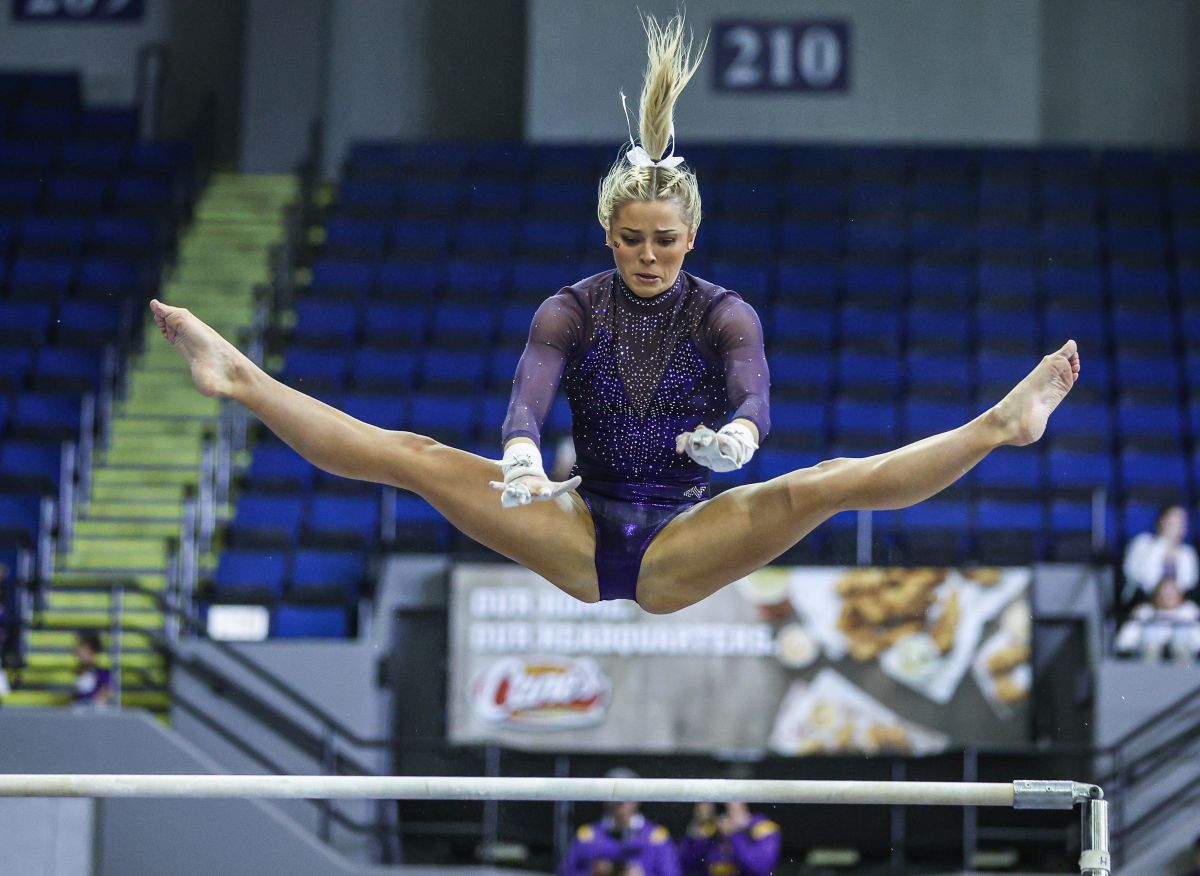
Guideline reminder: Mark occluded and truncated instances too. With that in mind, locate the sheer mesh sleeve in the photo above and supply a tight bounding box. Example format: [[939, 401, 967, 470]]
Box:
[[703, 294, 771, 441], [500, 292, 585, 447]]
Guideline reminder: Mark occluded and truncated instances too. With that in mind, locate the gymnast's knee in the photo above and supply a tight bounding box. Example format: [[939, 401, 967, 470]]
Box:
[[783, 456, 854, 514], [384, 430, 447, 490], [636, 584, 686, 615]]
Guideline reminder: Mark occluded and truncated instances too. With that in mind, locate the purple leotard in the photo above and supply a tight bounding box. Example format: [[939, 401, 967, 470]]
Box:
[[503, 269, 770, 602]]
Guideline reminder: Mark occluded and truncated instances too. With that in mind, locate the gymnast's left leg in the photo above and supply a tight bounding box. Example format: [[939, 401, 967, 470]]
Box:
[[636, 341, 1080, 614]]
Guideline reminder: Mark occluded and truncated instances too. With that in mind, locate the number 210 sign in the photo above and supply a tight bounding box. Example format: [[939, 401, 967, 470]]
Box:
[[713, 20, 850, 93]]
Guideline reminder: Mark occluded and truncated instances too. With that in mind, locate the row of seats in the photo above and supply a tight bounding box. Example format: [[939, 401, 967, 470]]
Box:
[[319, 212, 1200, 260], [300, 255, 1200, 312]]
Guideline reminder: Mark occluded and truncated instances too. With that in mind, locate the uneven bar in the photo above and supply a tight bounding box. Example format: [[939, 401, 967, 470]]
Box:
[[0, 775, 1022, 806]]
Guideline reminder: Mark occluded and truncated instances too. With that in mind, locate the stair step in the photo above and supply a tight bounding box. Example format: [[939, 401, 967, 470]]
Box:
[[38, 610, 165, 629], [28, 630, 158, 650], [25, 650, 160, 668], [18, 668, 167, 687], [73, 520, 181, 539], [100, 446, 203, 468], [84, 501, 185, 521], [45, 591, 159, 611], [111, 417, 207, 438], [91, 467, 200, 487], [64, 538, 171, 568], [89, 482, 185, 504], [0, 690, 70, 707]]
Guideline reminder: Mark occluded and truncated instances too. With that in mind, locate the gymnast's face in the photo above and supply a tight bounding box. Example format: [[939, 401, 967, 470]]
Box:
[[607, 200, 696, 298]]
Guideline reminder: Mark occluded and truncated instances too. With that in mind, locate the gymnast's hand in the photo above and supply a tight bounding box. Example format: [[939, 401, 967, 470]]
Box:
[[490, 441, 581, 508], [490, 472, 582, 508], [676, 422, 758, 472]]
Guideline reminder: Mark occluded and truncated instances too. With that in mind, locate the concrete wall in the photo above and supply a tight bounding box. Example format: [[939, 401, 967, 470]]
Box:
[[1040, 0, 1200, 147], [526, 0, 1200, 147], [0, 797, 92, 876], [0, 2, 171, 103], [0, 711, 397, 876], [527, 0, 1042, 144], [239, 0, 330, 173]]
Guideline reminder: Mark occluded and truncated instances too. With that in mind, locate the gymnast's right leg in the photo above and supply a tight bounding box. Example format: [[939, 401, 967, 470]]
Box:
[[149, 301, 600, 603]]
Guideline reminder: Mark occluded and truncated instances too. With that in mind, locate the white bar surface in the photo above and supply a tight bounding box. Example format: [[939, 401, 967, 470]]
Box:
[[0, 775, 1016, 807]]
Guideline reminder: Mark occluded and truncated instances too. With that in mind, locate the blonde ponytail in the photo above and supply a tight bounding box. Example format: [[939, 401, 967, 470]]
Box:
[[598, 13, 707, 232]]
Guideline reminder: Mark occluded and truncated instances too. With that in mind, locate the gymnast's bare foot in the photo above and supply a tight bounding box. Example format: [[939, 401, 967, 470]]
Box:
[[149, 300, 249, 400], [991, 340, 1080, 447]]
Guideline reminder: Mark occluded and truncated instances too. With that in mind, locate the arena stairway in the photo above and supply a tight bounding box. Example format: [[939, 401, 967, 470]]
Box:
[[8, 174, 296, 717]]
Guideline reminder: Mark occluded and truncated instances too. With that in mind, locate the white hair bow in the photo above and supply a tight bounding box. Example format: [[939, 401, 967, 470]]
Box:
[[619, 89, 685, 170]]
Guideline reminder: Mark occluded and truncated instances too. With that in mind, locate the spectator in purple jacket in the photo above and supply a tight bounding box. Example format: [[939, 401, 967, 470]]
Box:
[[73, 631, 111, 706], [680, 802, 781, 876]]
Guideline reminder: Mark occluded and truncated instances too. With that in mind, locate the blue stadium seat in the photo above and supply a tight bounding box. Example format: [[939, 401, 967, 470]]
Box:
[[0, 348, 32, 391], [837, 352, 900, 399], [279, 348, 348, 393], [769, 305, 835, 351], [843, 264, 904, 304], [1040, 223, 1100, 259], [305, 494, 381, 546], [390, 219, 451, 254], [976, 224, 1036, 253], [511, 260, 569, 301], [351, 349, 418, 391], [518, 218, 586, 255], [20, 217, 86, 256], [779, 222, 841, 254], [409, 395, 476, 443], [775, 262, 837, 305], [231, 494, 305, 547], [769, 353, 832, 399], [1115, 353, 1180, 403], [896, 500, 968, 564], [906, 307, 969, 354], [338, 179, 401, 213], [420, 348, 487, 393], [390, 493, 452, 552], [1120, 450, 1189, 502], [756, 449, 822, 481], [57, 300, 119, 345], [0, 179, 41, 215], [1042, 263, 1102, 307], [245, 444, 314, 492], [902, 400, 973, 440], [10, 256, 72, 298], [377, 259, 440, 300], [340, 394, 407, 430], [975, 499, 1045, 563], [309, 260, 374, 299], [1048, 499, 1099, 561], [290, 548, 365, 602], [976, 352, 1031, 393], [767, 401, 827, 449], [79, 106, 138, 141], [430, 303, 495, 347], [292, 300, 359, 346], [59, 140, 127, 172], [213, 549, 287, 601], [78, 256, 144, 297], [362, 301, 428, 345], [45, 178, 108, 215], [977, 263, 1037, 308], [0, 441, 61, 493], [1046, 449, 1116, 498], [909, 262, 971, 305], [11, 392, 79, 441], [464, 179, 524, 212], [832, 399, 898, 447], [323, 216, 387, 257], [910, 220, 972, 257], [0, 495, 42, 547], [89, 216, 157, 255], [272, 605, 348, 639], [905, 352, 972, 400], [1045, 402, 1113, 451], [974, 450, 1044, 499], [840, 306, 900, 352], [456, 219, 517, 254], [32, 347, 103, 393], [1117, 401, 1184, 451], [975, 309, 1039, 355]]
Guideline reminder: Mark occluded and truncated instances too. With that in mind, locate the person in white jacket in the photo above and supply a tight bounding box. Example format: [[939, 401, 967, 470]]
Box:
[[1122, 505, 1198, 603]]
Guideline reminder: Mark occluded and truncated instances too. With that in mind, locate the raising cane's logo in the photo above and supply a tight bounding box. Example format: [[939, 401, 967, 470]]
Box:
[[471, 656, 611, 731]]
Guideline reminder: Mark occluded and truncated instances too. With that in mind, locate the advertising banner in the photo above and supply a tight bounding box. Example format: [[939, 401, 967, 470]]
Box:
[[448, 564, 1031, 755]]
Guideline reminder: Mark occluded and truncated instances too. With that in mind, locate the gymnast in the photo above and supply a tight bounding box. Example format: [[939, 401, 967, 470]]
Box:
[[150, 13, 1079, 615]]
